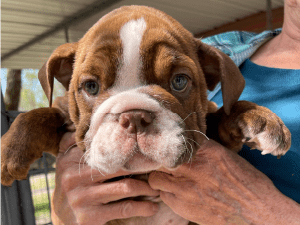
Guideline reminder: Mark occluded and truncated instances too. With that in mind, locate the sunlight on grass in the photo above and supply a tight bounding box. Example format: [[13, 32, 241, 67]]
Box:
[[29, 172, 55, 225]]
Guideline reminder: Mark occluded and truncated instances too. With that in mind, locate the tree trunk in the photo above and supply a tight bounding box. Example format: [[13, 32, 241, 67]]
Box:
[[4, 69, 22, 110]]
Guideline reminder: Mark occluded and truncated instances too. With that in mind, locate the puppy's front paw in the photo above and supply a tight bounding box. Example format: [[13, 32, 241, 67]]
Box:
[[1, 134, 41, 186], [1, 152, 31, 186], [219, 101, 291, 157], [1, 108, 65, 186], [238, 109, 291, 158]]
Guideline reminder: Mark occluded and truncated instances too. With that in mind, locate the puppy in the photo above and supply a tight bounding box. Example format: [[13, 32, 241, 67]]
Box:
[[1, 5, 291, 225]]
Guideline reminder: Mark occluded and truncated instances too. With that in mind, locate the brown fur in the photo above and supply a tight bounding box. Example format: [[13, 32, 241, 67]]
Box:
[[1, 5, 291, 225]]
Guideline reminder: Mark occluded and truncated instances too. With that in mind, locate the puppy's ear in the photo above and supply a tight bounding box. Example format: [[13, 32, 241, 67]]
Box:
[[196, 39, 245, 115], [38, 42, 77, 106]]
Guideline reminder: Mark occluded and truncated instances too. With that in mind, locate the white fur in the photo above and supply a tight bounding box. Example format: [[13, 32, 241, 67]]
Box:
[[85, 89, 185, 174], [114, 18, 147, 91], [243, 130, 285, 156]]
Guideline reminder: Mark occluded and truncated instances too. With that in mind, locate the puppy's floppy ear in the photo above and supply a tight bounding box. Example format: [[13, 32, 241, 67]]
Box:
[[38, 42, 77, 107], [196, 39, 245, 115]]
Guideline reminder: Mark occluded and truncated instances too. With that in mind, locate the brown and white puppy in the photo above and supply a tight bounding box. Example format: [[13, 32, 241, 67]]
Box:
[[1, 5, 291, 225]]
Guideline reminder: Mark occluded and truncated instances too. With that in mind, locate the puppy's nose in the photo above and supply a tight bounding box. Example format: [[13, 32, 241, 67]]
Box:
[[119, 110, 154, 133]]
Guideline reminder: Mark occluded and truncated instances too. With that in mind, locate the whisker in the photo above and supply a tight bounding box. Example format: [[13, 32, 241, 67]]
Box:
[[180, 134, 189, 163], [185, 130, 209, 140], [64, 142, 79, 155], [91, 167, 94, 181], [79, 149, 90, 177], [95, 164, 105, 176], [180, 112, 197, 124], [186, 140, 194, 164], [61, 120, 72, 127], [185, 137, 201, 146], [64, 138, 91, 155]]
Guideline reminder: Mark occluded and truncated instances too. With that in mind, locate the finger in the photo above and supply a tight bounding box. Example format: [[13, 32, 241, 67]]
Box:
[[59, 132, 76, 154], [91, 178, 159, 204], [69, 200, 158, 225], [104, 200, 159, 220], [159, 191, 177, 207], [57, 164, 147, 191], [160, 139, 225, 175], [159, 191, 197, 220], [55, 146, 86, 175], [159, 191, 205, 224], [148, 171, 183, 193], [57, 143, 140, 182]]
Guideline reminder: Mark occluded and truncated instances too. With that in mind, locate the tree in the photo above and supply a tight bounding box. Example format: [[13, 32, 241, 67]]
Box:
[[19, 69, 65, 111], [4, 69, 21, 110]]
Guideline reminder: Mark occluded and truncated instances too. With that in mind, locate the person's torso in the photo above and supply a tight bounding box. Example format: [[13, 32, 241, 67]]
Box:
[[211, 58, 300, 203]]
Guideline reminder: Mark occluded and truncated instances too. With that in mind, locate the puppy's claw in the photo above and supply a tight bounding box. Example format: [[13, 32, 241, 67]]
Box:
[[261, 150, 272, 155]]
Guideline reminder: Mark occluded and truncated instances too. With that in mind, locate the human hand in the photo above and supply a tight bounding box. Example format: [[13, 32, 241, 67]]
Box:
[[149, 139, 300, 225], [52, 132, 160, 225]]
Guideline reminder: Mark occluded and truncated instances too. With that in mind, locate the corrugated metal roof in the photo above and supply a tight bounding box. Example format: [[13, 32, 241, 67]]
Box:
[[1, 0, 284, 69]]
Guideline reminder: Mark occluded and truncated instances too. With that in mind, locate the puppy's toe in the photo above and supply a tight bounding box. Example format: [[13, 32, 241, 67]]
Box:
[[1, 160, 30, 186], [1, 165, 14, 186]]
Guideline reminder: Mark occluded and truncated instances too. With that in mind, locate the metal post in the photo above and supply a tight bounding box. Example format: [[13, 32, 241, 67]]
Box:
[[266, 0, 273, 30], [64, 26, 69, 43], [1, 92, 22, 225], [42, 153, 52, 218], [1, 92, 36, 225]]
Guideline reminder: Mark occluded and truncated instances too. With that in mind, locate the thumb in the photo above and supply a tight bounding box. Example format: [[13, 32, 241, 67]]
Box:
[[58, 132, 76, 154]]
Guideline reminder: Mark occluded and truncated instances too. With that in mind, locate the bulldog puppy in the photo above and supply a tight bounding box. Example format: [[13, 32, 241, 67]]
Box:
[[1, 5, 291, 225]]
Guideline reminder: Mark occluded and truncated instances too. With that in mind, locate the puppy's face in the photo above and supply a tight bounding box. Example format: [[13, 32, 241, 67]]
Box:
[[70, 7, 208, 174], [39, 6, 244, 174]]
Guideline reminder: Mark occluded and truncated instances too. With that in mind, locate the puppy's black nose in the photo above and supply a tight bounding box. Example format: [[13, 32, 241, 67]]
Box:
[[119, 110, 154, 133]]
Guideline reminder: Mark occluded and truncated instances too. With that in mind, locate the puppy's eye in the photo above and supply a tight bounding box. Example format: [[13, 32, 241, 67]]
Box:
[[84, 81, 99, 96], [171, 74, 188, 92]]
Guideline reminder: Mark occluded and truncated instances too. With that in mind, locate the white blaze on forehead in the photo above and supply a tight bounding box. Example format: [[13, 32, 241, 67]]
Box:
[[114, 17, 147, 91]]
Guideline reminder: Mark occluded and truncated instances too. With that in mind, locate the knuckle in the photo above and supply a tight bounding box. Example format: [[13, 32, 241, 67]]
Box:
[[69, 194, 82, 209], [76, 211, 89, 225], [119, 201, 134, 218], [119, 178, 135, 194], [60, 170, 77, 192]]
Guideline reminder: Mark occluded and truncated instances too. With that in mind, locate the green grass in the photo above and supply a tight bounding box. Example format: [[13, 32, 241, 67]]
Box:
[[29, 172, 55, 224], [30, 173, 55, 190]]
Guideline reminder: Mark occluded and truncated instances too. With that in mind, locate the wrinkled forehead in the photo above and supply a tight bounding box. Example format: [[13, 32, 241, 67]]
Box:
[[74, 6, 197, 91], [79, 6, 195, 55]]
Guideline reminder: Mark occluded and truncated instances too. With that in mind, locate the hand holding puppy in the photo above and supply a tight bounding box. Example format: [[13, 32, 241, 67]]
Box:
[[52, 132, 160, 225], [149, 140, 300, 225]]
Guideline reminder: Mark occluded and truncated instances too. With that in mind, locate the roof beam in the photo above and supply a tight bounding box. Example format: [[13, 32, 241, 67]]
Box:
[[1, 0, 121, 62], [195, 7, 283, 38]]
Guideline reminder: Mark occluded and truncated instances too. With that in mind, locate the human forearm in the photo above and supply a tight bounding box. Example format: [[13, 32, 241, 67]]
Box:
[[235, 180, 300, 224]]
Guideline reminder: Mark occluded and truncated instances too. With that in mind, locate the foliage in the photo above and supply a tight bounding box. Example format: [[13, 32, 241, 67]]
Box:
[[18, 69, 65, 111]]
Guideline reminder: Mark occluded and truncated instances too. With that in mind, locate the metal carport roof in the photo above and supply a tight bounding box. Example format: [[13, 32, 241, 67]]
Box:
[[1, 0, 284, 70]]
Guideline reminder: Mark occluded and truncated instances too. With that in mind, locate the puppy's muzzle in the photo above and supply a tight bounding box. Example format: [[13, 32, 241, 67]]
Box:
[[84, 90, 191, 174]]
